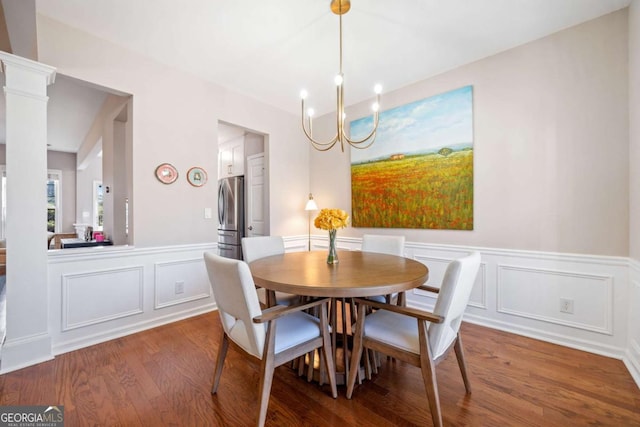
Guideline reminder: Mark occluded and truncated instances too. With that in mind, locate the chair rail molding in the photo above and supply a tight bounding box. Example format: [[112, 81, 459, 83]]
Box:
[[4, 235, 637, 391]]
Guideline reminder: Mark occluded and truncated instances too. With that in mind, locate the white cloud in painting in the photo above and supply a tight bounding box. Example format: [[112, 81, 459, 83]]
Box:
[[350, 85, 473, 164]]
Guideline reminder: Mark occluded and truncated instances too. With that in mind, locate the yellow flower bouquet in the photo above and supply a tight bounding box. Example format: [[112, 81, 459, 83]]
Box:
[[314, 208, 349, 231], [314, 208, 349, 264]]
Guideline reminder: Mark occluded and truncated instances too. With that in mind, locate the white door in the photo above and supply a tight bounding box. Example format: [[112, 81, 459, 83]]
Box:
[[246, 154, 266, 237]]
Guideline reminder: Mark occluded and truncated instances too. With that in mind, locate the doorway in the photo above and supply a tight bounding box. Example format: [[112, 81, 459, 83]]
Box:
[[217, 122, 270, 238]]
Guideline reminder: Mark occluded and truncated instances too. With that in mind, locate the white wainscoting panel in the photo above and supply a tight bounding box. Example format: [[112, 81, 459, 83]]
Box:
[[37, 237, 639, 390], [46, 244, 217, 360], [154, 258, 211, 309], [284, 236, 637, 388], [62, 266, 144, 331], [625, 260, 640, 387], [398, 243, 630, 361], [413, 254, 487, 309], [497, 264, 613, 335]]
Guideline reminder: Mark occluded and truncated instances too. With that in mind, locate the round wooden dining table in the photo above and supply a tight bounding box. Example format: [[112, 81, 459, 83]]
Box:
[[249, 250, 429, 384], [248, 250, 429, 299]]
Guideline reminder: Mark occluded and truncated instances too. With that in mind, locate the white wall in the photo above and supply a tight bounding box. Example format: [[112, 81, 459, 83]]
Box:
[[308, 7, 638, 387], [36, 14, 310, 247], [0, 5, 633, 386], [311, 9, 629, 257], [0, 12, 313, 374], [626, 0, 640, 386], [630, 4, 640, 260]]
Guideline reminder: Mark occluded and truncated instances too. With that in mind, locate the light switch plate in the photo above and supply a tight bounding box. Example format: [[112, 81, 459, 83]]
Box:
[[204, 207, 212, 219]]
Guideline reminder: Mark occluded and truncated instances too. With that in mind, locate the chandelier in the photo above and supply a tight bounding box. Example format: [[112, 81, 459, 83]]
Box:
[[300, 0, 382, 152]]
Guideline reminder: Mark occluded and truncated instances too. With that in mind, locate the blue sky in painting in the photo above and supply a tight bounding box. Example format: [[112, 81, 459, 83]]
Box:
[[350, 85, 473, 164]]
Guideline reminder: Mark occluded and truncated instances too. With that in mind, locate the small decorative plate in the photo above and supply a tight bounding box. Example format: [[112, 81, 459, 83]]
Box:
[[155, 163, 178, 184], [187, 166, 208, 187]]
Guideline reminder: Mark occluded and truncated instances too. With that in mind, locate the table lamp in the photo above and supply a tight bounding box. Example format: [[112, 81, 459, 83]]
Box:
[[305, 193, 318, 251]]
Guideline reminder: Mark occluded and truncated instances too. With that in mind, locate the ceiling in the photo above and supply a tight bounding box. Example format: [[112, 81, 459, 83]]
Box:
[[46, 76, 109, 153], [34, 0, 631, 119], [1, 0, 632, 154]]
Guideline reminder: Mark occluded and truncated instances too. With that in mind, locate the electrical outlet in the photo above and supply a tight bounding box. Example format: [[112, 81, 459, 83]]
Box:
[[560, 298, 574, 314], [175, 281, 185, 294]]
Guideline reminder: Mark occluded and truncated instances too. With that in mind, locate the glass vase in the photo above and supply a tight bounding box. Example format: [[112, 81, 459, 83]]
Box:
[[327, 229, 338, 264]]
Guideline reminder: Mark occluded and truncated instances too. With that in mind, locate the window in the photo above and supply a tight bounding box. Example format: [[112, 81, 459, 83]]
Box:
[[0, 167, 61, 237], [93, 181, 104, 230], [47, 170, 62, 233]]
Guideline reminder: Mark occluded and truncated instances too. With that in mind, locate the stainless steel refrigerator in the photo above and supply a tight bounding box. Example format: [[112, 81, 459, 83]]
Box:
[[217, 176, 244, 259]]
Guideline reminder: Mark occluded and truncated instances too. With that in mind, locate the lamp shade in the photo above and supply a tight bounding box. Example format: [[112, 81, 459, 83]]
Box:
[[305, 194, 318, 211]]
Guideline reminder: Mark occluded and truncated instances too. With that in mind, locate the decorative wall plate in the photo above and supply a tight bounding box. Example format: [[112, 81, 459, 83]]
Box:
[[155, 163, 178, 184], [187, 166, 208, 187]]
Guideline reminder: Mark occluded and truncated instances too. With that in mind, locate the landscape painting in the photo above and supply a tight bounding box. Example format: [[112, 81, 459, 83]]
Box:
[[350, 85, 473, 230]]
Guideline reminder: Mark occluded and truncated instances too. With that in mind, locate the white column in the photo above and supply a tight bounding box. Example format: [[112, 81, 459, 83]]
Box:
[[0, 52, 56, 371]]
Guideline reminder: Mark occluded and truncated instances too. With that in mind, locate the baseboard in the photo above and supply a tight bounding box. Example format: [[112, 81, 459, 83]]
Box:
[[623, 339, 640, 388], [462, 313, 625, 359], [52, 304, 217, 356], [409, 298, 626, 359], [0, 332, 53, 374]]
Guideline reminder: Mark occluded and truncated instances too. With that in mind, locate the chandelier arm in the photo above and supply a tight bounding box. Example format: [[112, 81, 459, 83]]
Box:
[[342, 111, 379, 145], [310, 139, 340, 151], [348, 132, 378, 150], [301, 100, 340, 147], [304, 129, 341, 149]]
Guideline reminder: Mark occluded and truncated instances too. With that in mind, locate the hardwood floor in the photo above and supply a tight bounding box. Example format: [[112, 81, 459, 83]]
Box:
[[1, 311, 638, 426]]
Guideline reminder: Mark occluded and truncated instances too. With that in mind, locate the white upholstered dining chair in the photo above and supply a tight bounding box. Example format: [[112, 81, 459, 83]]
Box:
[[241, 236, 298, 306], [346, 251, 481, 427], [204, 252, 337, 427], [361, 234, 406, 305]]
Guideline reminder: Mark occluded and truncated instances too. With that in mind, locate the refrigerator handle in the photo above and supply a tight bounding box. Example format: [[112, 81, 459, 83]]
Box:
[[217, 182, 225, 224]]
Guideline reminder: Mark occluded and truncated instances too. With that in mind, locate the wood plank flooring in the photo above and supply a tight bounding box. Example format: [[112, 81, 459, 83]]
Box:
[[1, 311, 638, 426]]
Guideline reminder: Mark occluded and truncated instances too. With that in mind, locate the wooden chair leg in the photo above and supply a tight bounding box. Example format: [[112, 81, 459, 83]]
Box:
[[318, 349, 326, 386], [454, 333, 472, 394], [363, 348, 372, 381], [257, 322, 277, 427], [330, 298, 338, 373], [307, 350, 315, 382], [346, 303, 367, 399], [341, 298, 350, 383], [211, 333, 229, 394], [418, 319, 442, 427], [320, 302, 337, 398]]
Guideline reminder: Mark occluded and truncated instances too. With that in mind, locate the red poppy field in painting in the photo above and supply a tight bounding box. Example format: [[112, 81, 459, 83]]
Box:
[[350, 149, 473, 230]]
